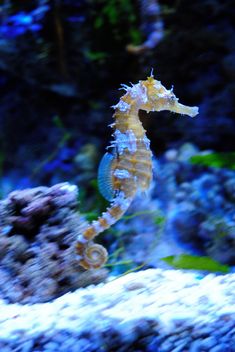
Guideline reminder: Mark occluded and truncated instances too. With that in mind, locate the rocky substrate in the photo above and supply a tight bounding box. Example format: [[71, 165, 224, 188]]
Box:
[[0, 268, 235, 351], [156, 144, 235, 265], [109, 144, 235, 269], [0, 183, 107, 304]]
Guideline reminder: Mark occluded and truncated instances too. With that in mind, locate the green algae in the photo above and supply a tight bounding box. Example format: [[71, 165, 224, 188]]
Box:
[[161, 254, 230, 273]]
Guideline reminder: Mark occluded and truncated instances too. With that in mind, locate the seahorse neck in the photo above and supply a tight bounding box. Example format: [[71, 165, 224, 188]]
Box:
[[113, 107, 146, 139]]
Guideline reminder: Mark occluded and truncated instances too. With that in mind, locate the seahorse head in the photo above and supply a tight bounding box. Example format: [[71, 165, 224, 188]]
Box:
[[139, 76, 198, 117]]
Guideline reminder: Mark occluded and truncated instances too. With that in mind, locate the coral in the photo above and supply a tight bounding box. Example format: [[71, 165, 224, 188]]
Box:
[[76, 75, 198, 270], [108, 144, 235, 270], [0, 183, 107, 304], [152, 144, 235, 265]]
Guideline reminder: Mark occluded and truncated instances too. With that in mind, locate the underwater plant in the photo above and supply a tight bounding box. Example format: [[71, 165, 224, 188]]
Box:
[[0, 3, 49, 38], [92, 0, 140, 45], [161, 254, 230, 273], [75, 73, 199, 270], [126, 0, 164, 54], [190, 152, 235, 170]]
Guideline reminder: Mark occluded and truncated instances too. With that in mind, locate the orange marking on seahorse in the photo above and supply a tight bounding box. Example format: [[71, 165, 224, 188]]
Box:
[[83, 227, 97, 240], [122, 166, 151, 180], [113, 179, 122, 190], [76, 242, 84, 253], [108, 205, 123, 219], [98, 218, 109, 229], [79, 259, 92, 270]]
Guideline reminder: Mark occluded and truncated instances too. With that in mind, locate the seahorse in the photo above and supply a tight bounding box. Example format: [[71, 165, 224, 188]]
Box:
[[75, 74, 199, 269]]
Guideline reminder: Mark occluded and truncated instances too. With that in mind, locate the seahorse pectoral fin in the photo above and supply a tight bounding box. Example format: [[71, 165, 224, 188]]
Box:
[[98, 152, 116, 201]]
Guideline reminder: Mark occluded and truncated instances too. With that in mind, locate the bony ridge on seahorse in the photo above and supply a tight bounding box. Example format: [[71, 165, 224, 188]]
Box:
[[75, 73, 199, 270]]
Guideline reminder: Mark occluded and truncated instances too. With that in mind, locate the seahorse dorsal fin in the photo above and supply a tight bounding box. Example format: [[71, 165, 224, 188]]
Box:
[[98, 152, 116, 201]]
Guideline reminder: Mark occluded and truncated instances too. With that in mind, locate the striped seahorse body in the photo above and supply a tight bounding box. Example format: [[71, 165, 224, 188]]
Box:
[[76, 75, 199, 269]]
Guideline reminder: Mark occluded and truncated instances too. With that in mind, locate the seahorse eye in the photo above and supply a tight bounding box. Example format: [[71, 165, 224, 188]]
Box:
[[168, 93, 177, 104]]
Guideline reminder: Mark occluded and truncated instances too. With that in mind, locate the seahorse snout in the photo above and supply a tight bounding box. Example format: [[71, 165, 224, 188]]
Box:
[[169, 101, 199, 117]]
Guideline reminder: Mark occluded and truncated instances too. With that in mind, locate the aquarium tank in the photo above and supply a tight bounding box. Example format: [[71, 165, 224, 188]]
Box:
[[0, 0, 235, 351]]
